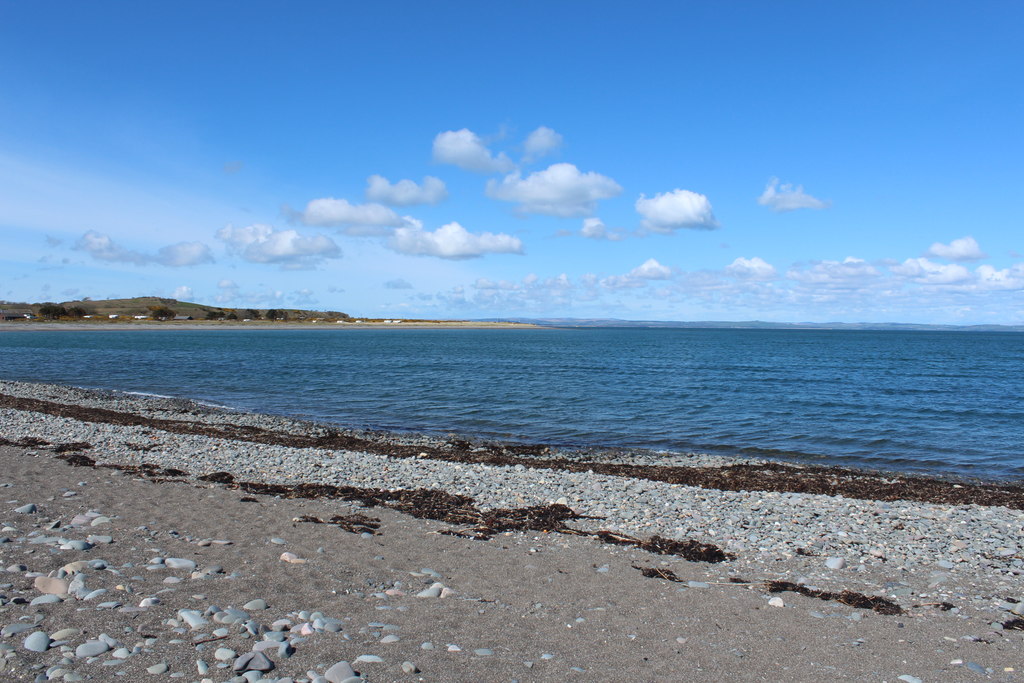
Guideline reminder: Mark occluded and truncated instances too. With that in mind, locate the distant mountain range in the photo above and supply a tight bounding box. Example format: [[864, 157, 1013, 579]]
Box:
[[483, 318, 1024, 332]]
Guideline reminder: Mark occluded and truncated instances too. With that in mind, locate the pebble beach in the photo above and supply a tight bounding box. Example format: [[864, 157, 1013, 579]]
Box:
[[1, 379, 1023, 681]]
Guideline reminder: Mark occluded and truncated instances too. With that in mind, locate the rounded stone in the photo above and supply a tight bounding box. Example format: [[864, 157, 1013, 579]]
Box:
[[23, 631, 51, 652], [76, 640, 111, 658]]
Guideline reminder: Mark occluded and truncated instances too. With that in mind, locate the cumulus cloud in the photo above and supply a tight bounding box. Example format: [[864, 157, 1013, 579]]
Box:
[[726, 256, 777, 280], [757, 178, 830, 212], [384, 278, 414, 289], [486, 163, 622, 217], [890, 257, 972, 285], [172, 285, 194, 300], [523, 126, 563, 161], [787, 257, 879, 286], [75, 231, 213, 267], [387, 221, 523, 260], [365, 175, 448, 206], [580, 217, 625, 241], [635, 189, 718, 232], [432, 129, 514, 173], [75, 231, 148, 265], [293, 198, 403, 235], [216, 224, 341, 269], [156, 241, 214, 267], [925, 236, 987, 262], [629, 258, 672, 280], [975, 263, 1024, 290]]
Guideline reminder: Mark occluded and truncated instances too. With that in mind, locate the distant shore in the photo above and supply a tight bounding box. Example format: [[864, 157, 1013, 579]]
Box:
[[0, 320, 541, 331]]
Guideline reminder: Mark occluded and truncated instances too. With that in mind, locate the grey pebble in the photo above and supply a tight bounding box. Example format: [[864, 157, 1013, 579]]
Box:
[[23, 631, 51, 652], [214, 647, 237, 661], [324, 661, 356, 682], [825, 557, 846, 570], [146, 661, 169, 674], [233, 651, 275, 672], [76, 640, 111, 658], [164, 558, 197, 571], [14, 503, 37, 514]]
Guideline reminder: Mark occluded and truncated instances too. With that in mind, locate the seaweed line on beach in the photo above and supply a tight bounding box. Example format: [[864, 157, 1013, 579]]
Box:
[[4, 391, 1024, 510], [630, 567, 906, 616], [51, 452, 733, 564]]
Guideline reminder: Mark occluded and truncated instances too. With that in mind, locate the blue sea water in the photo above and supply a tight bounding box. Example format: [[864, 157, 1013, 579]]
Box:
[[1, 327, 1022, 480]]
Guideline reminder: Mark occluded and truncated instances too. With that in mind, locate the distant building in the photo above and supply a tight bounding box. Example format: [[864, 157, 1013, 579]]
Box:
[[133, 315, 148, 320], [108, 314, 119, 319], [173, 315, 194, 321], [0, 309, 33, 320]]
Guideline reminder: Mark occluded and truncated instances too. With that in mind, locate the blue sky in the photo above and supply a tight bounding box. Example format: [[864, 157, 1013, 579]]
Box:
[[2, 1, 1022, 323]]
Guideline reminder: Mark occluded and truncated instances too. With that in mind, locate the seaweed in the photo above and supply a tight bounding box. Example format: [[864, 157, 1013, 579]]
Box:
[[57, 453, 98, 467], [293, 513, 381, 535], [1003, 618, 1024, 630], [633, 566, 684, 582], [764, 580, 904, 615], [198, 471, 236, 484], [53, 441, 93, 453], [7, 391, 1024, 509], [596, 531, 734, 563]]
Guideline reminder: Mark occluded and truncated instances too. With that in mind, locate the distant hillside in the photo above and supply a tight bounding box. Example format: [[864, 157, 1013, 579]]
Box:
[[6, 297, 349, 321]]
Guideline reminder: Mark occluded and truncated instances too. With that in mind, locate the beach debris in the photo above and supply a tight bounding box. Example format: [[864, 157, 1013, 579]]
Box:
[[279, 551, 306, 564], [292, 513, 381, 535], [763, 580, 904, 615], [198, 470, 236, 483], [597, 531, 733, 563], [633, 566, 684, 582], [10, 390, 1024, 510]]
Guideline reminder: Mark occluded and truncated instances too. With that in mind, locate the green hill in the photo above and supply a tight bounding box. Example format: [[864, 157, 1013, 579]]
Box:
[[18, 297, 350, 322]]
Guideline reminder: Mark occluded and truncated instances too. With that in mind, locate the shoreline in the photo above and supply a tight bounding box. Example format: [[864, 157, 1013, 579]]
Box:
[[0, 321, 544, 332], [2, 380, 1024, 679]]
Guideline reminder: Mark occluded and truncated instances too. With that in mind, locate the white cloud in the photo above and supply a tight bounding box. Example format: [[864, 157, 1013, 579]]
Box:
[[294, 198, 403, 234], [474, 278, 520, 291], [75, 231, 148, 265], [156, 241, 214, 267], [635, 189, 718, 232], [891, 257, 972, 284], [523, 126, 563, 161], [432, 129, 514, 173], [388, 221, 523, 260], [486, 163, 621, 217], [172, 285, 193, 300], [216, 224, 341, 269], [757, 178, 830, 212], [75, 231, 213, 267], [365, 175, 448, 206], [787, 257, 879, 286], [975, 263, 1024, 290], [925, 236, 987, 262], [725, 256, 777, 280], [629, 258, 672, 280], [580, 217, 625, 241]]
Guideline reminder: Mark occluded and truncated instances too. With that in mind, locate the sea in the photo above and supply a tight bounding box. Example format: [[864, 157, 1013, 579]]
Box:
[[1, 327, 1022, 480]]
